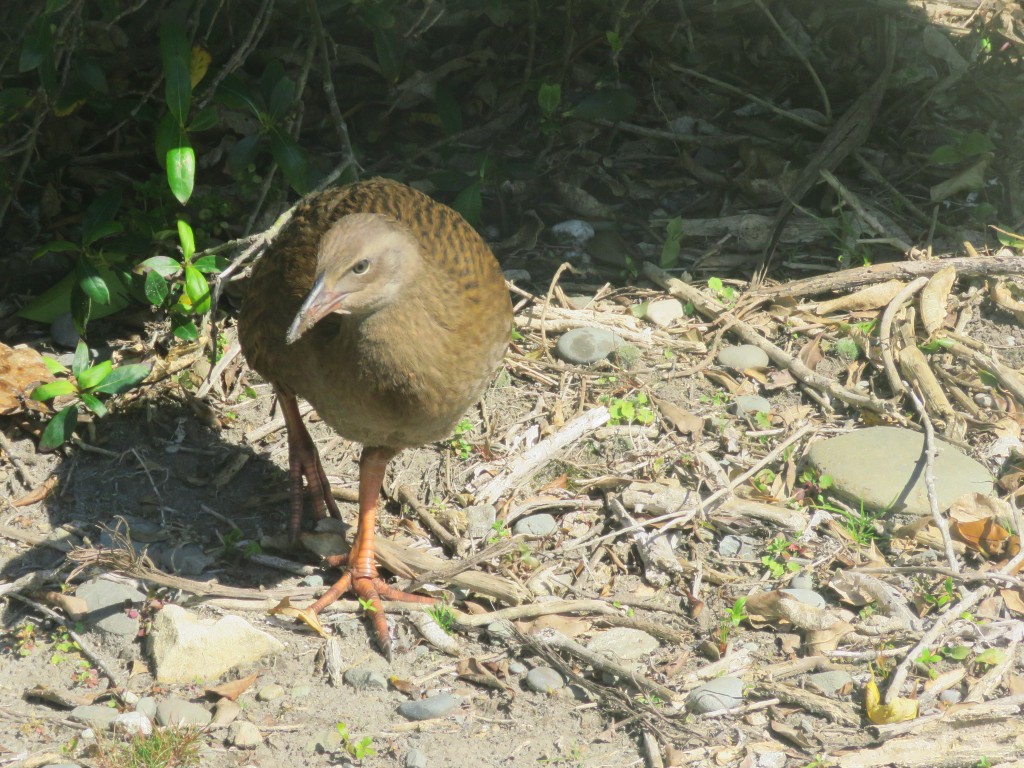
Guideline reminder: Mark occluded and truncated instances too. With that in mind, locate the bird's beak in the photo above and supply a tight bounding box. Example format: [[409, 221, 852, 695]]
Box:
[[286, 275, 349, 344]]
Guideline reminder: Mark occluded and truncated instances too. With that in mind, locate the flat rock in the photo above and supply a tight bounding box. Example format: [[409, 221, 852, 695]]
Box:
[[111, 712, 152, 737], [77, 578, 146, 636], [465, 504, 497, 539], [148, 604, 284, 683], [155, 697, 212, 727], [405, 748, 429, 768], [780, 588, 827, 608], [397, 693, 458, 721], [69, 704, 119, 729], [513, 514, 557, 537], [718, 344, 770, 370], [257, 683, 285, 701], [807, 670, 853, 696], [524, 666, 564, 693], [149, 542, 214, 576], [686, 676, 744, 714], [344, 666, 389, 690], [585, 628, 659, 660], [554, 327, 624, 365], [806, 426, 994, 515]]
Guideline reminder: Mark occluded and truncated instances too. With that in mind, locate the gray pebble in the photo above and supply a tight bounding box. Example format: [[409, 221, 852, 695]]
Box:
[[503, 269, 531, 284], [77, 578, 146, 636], [344, 666, 389, 690], [939, 689, 962, 704], [788, 573, 814, 590], [734, 395, 772, 417], [551, 220, 596, 246], [508, 660, 528, 675], [643, 298, 684, 327], [50, 312, 81, 349], [513, 514, 557, 537], [487, 621, 515, 641], [525, 666, 564, 693], [229, 721, 262, 749], [397, 693, 458, 721], [686, 676, 744, 713], [155, 698, 212, 727], [405, 748, 429, 768], [586, 628, 659, 660], [554, 327, 624, 365], [780, 588, 827, 608], [718, 534, 757, 559], [257, 683, 286, 701], [299, 574, 324, 589], [718, 344, 770, 370]]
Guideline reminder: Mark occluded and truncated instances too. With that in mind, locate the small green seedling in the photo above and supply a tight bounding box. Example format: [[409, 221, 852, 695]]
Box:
[[707, 276, 736, 303], [427, 603, 456, 635], [335, 723, 376, 760], [357, 597, 377, 614], [30, 340, 150, 450], [449, 417, 474, 459], [605, 392, 654, 426]]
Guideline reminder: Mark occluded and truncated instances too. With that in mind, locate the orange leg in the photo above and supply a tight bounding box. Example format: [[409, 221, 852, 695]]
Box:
[[279, 390, 342, 539], [309, 446, 434, 658]]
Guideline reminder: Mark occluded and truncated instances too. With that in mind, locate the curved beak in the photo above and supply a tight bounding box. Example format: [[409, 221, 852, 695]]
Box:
[[285, 275, 349, 344]]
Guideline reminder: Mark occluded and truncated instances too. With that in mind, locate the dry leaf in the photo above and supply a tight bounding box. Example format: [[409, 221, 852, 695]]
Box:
[[653, 397, 704, 439], [815, 280, 906, 314], [12, 475, 60, 507], [864, 675, 918, 724], [1000, 588, 1024, 616], [798, 337, 823, 370], [804, 620, 855, 654], [269, 596, 328, 638], [990, 279, 1024, 324], [456, 657, 514, 693], [206, 673, 259, 701], [919, 266, 956, 335]]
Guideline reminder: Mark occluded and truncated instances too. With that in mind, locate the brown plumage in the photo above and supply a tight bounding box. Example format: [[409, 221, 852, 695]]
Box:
[[239, 178, 511, 656]]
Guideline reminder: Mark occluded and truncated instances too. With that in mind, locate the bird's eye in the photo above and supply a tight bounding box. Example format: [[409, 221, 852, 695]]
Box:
[[352, 259, 370, 275]]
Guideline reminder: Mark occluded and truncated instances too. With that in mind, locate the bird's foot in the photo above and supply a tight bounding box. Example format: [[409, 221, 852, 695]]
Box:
[[311, 560, 433, 660]]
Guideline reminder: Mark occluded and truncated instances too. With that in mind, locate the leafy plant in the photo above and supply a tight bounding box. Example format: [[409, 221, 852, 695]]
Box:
[[717, 597, 748, 647], [92, 726, 203, 768], [357, 597, 377, 614], [660, 216, 684, 269], [30, 342, 150, 450], [915, 647, 941, 679], [487, 519, 511, 544], [335, 723, 376, 760], [707, 276, 736, 303], [604, 392, 654, 426], [449, 417, 475, 459], [761, 537, 803, 579], [426, 602, 456, 634]]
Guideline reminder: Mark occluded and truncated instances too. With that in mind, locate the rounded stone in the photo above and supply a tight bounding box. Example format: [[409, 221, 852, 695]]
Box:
[[134, 696, 158, 718], [405, 748, 429, 768], [806, 426, 994, 515], [585, 628, 659, 660], [228, 721, 262, 749], [257, 683, 286, 701], [718, 344, 770, 370], [686, 676, 744, 714], [550, 220, 596, 246], [524, 666, 564, 693], [807, 670, 853, 696], [299, 574, 324, 589], [69, 704, 119, 730], [155, 698, 212, 727], [397, 693, 458, 721], [513, 514, 557, 537], [788, 573, 814, 590], [554, 327, 624, 365]]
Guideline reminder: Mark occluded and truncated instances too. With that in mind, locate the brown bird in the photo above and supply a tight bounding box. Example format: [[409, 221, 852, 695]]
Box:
[[239, 177, 511, 656]]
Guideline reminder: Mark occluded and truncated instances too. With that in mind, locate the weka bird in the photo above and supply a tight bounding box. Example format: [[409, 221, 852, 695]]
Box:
[[239, 178, 511, 655]]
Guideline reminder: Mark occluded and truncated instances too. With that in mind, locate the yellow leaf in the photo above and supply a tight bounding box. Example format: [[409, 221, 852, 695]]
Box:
[[864, 675, 918, 724], [190, 44, 212, 88]]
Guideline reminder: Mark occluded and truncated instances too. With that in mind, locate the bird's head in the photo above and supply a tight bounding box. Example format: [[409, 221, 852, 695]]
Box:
[[286, 213, 421, 344]]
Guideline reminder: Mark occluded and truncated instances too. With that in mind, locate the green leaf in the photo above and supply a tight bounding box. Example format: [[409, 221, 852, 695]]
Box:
[[435, 85, 462, 135], [166, 142, 196, 204], [958, 131, 995, 158], [30, 380, 77, 401], [227, 134, 262, 175], [39, 405, 78, 451], [19, 16, 53, 73], [269, 130, 309, 194], [77, 260, 111, 305], [216, 75, 264, 116], [33, 240, 79, 260], [268, 76, 296, 120], [71, 340, 89, 378], [537, 83, 561, 118], [82, 188, 122, 247], [189, 105, 218, 132], [92, 364, 150, 394], [974, 648, 1004, 666], [42, 357, 68, 375], [372, 27, 403, 83], [172, 316, 199, 341], [77, 360, 113, 391], [184, 266, 211, 314], [144, 270, 169, 305], [79, 392, 107, 417], [192, 254, 229, 273], [19, 268, 130, 323], [136, 255, 181, 278], [453, 182, 482, 227], [566, 89, 637, 122], [177, 219, 195, 262], [159, 17, 192, 124]]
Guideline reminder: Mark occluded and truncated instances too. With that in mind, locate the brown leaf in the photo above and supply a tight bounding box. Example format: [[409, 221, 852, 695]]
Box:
[[12, 475, 60, 507], [815, 280, 906, 314], [206, 673, 259, 701], [653, 397, 704, 439], [269, 597, 328, 638], [456, 657, 514, 693], [1000, 588, 1024, 616], [920, 266, 956, 335], [798, 337, 823, 371]]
